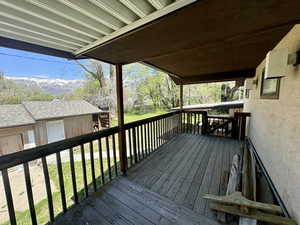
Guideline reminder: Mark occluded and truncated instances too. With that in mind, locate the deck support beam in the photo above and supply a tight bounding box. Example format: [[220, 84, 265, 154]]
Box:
[[116, 64, 127, 175]]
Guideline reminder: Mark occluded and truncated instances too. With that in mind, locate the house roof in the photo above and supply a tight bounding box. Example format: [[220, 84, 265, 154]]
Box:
[[22, 100, 101, 121], [0, 104, 36, 129], [171, 100, 244, 111], [1, 1, 300, 84]]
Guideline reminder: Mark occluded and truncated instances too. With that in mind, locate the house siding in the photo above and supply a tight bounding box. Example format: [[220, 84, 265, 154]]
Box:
[[64, 115, 94, 139], [0, 125, 34, 155], [244, 25, 300, 222]]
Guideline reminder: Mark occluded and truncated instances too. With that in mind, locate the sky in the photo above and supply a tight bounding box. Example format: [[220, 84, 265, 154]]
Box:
[[0, 47, 102, 80]]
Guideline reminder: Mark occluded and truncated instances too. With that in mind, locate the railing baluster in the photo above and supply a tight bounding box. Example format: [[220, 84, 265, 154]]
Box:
[[69, 148, 78, 204], [42, 156, 55, 222], [144, 124, 148, 155], [194, 113, 197, 134], [89, 141, 97, 192], [23, 162, 37, 225], [132, 127, 138, 163], [140, 125, 145, 158], [147, 122, 151, 153], [154, 120, 157, 149], [80, 144, 89, 197], [128, 129, 133, 167], [56, 152, 67, 212], [105, 137, 112, 181], [2, 169, 17, 225], [98, 139, 105, 185], [112, 134, 118, 177], [136, 125, 141, 160]]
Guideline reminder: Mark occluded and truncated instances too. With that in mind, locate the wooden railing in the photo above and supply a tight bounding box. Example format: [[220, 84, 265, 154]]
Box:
[[182, 110, 250, 139], [0, 111, 180, 225], [0, 110, 249, 225]]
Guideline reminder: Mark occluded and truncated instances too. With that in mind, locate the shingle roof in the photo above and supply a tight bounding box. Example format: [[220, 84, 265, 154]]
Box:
[[0, 104, 36, 129], [22, 100, 101, 121]]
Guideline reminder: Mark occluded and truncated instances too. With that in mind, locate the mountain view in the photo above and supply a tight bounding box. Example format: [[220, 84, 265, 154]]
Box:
[[6, 76, 85, 94]]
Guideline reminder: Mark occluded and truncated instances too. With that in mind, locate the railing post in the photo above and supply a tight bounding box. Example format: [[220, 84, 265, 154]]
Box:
[[116, 64, 127, 175], [200, 111, 208, 135], [233, 112, 251, 140], [179, 83, 183, 133]]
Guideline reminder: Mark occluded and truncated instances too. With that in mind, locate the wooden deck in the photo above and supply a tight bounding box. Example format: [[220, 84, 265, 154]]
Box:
[[53, 134, 241, 225]]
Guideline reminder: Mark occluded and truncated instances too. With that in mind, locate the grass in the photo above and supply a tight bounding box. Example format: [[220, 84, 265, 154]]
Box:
[[111, 110, 168, 126]]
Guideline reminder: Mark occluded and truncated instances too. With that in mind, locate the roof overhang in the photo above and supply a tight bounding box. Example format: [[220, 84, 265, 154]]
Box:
[[1, 0, 300, 84]]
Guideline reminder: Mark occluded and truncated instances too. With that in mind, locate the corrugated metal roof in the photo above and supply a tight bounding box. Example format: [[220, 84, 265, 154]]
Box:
[[22, 100, 101, 120], [0, 0, 194, 56], [0, 104, 35, 129]]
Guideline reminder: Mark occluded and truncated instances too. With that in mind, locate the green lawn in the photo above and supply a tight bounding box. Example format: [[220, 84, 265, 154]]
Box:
[[111, 110, 168, 126]]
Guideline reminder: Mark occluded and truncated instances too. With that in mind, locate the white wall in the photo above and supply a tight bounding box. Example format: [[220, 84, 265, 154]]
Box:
[[244, 25, 300, 222]]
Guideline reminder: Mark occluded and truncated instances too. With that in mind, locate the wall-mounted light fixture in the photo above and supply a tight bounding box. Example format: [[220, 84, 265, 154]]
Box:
[[265, 48, 300, 79]]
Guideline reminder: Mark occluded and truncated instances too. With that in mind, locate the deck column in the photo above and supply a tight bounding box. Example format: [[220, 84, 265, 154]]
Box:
[[179, 83, 183, 132], [179, 83, 183, 110], [116, 64, 127, 175]]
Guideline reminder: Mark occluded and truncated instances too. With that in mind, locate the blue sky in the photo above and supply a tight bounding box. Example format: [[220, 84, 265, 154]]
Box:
[[0, 47, 106, 80]]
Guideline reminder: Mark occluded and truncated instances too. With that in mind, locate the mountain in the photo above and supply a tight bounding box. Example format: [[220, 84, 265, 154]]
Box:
[[6, 76, 86, 94]]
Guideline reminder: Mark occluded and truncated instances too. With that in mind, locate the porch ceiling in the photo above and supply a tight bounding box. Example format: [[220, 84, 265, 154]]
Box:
[[1, 1, 300, 84]]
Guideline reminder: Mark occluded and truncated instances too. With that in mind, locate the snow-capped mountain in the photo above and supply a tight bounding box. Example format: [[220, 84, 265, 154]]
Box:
[[6, 76, 86, 94]]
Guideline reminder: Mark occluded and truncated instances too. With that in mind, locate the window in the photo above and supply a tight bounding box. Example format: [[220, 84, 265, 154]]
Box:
[[46, 120, 65, 143], [260, 68, 281, 99]]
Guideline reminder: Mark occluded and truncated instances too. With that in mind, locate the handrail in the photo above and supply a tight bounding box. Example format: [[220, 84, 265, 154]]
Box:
[[124, 111, 180, 129], [0, 126, 119, 170]]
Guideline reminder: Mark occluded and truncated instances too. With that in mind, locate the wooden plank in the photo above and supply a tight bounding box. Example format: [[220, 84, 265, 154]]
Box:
[[98, 139, 105, 185], [165, 136, 209, 200], [69, 147, 78, 204], [105, 136, 112, 181], [117, 177, 222, 225], [42, 156, 55, 222], [210, 203, 296, 225], [92, 191, 155, 225], [56, 152, 67, 212], [161, 135, 206, 198], [116, 63, 127, 174], [2, 168, 17, 225], [23, 162, 37, 225], [203, 192, 282, 213], [173, 136, 211, 203], [205, 138, 227, 219], [80, 144, 89, 197], [89, 141, 97, 192], [112, 134, 118, 176], [192, 137, 220, 213], [102, 183, 172, 225]]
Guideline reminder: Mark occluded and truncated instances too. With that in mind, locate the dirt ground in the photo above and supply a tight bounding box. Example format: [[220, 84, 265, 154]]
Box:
[[0, 164, 56, 223]]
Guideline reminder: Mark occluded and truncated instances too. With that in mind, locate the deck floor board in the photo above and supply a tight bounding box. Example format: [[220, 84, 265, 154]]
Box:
[[53, 134, 241, 225]]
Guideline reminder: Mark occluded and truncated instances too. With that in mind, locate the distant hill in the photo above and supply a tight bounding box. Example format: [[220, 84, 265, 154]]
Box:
[[6, 76, 86, 94]]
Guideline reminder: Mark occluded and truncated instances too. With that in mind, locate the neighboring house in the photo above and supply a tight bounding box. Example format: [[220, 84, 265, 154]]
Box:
[[0, 100, 101, 155]]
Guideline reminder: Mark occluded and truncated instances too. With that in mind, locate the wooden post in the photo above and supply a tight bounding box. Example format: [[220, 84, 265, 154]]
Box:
[[179, 83, 183, 110], [233, 112, 251, 140], [200, 111, 208, 135], [179, 83, 183, 132], [116, 64, 127, 175]]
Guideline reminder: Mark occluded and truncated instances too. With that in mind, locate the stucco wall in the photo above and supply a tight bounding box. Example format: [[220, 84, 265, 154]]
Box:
[[244, 25, 300, 222]]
